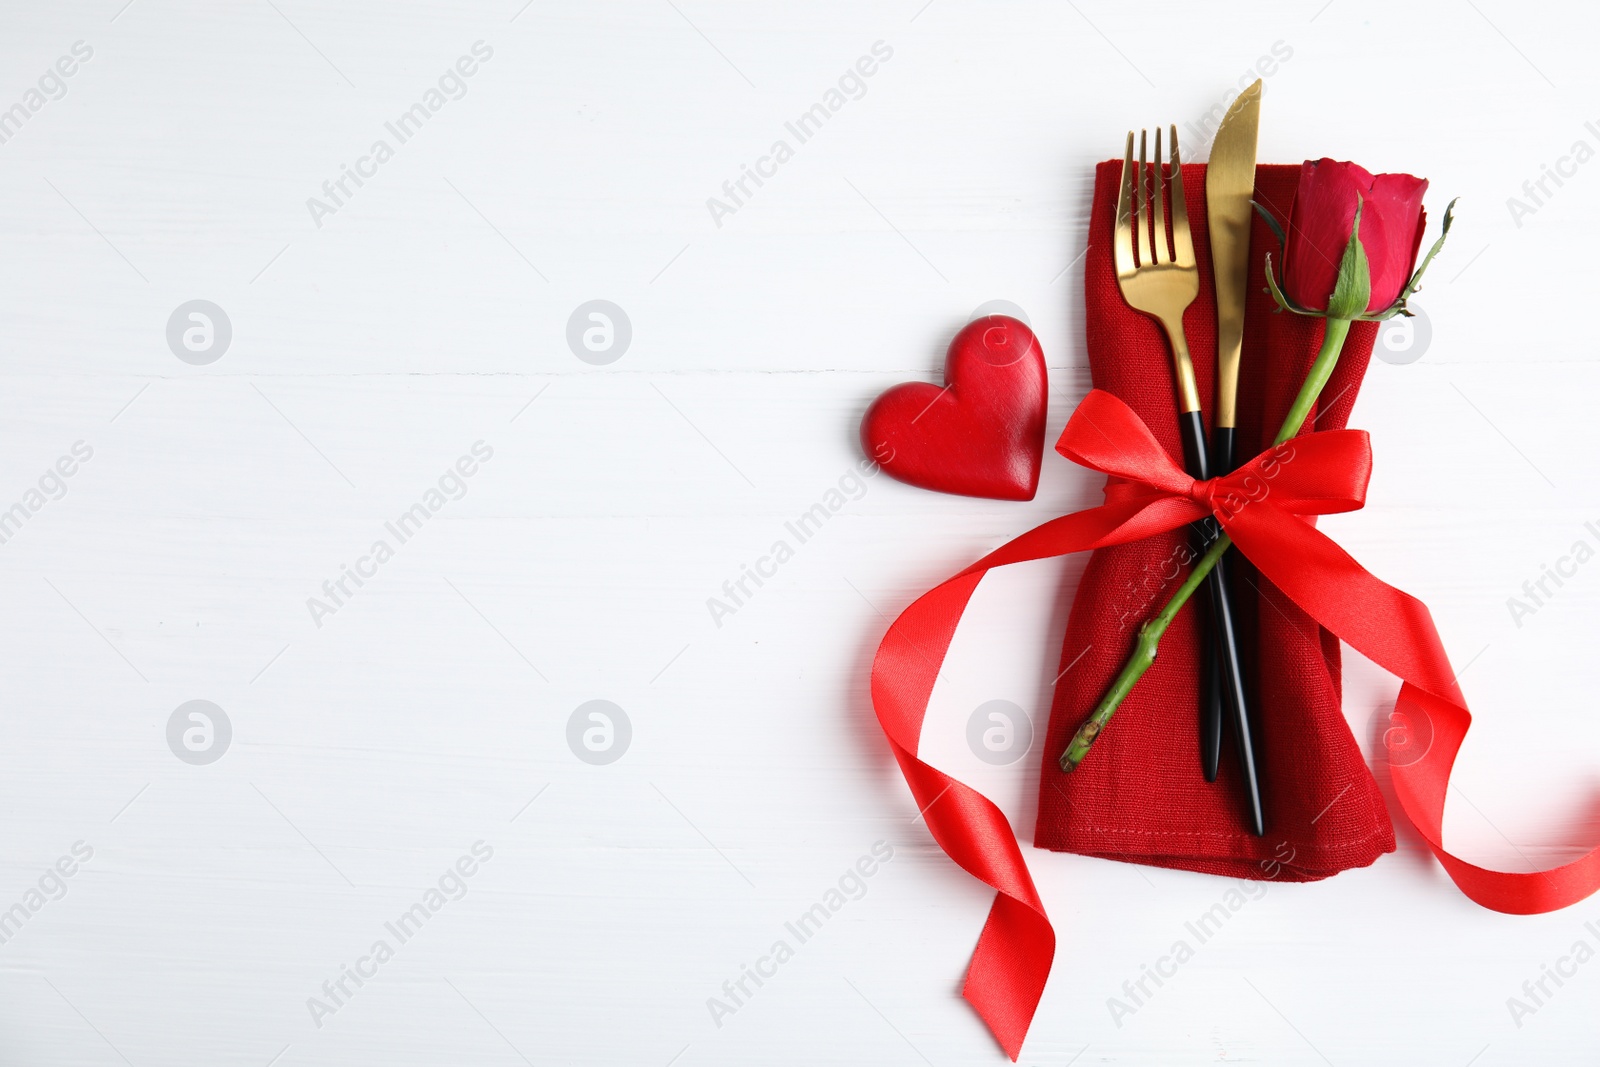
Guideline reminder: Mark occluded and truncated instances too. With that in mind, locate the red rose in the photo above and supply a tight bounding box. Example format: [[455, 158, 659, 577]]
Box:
[[1283, 158, 1429, 314]]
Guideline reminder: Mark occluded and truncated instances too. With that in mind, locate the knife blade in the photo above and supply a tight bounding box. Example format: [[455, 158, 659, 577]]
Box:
[[1208, 78, 1261, 437], [1201, 79, 1265, 835]]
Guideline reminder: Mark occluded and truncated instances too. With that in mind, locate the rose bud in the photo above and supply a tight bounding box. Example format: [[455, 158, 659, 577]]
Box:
[[1282, 158, 1429, 314]]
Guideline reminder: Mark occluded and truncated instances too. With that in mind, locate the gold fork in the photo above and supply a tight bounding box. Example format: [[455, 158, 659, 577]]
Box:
[[1111, 125, 1264, 835], [1113, 126, 1201, 409]]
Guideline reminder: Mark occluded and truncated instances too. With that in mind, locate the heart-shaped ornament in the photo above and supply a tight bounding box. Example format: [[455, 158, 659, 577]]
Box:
[[861, 316, 1046, 500]]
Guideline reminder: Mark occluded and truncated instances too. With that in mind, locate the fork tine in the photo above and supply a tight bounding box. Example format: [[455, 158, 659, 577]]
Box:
[[1135, 129, 1153, 267], [1114, 130, 1134, 276], [1168, 124, 1196, 268], [1152, 125, 1168, 264]]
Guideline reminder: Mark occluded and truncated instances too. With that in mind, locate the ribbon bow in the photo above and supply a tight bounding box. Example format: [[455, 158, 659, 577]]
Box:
[[871, 388, 1600, 1060], [1056, 386, 1372, 541]]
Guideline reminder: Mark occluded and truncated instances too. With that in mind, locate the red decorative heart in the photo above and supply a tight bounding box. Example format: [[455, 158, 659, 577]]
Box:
[[861, 316, 1046, 500]]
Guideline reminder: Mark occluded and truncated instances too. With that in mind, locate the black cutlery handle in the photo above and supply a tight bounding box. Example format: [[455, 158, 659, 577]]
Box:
[[1198, 580, 1222, 783], [1176, 411, 1224, 783], [1210, 426, 1264, 830], [1198, 426, 1227, 783], [1209, 542, 1263, 835], [1180, 412, 1264, 836], [1209, 425, 1236, 789], [1211, 426, 1235, 480]]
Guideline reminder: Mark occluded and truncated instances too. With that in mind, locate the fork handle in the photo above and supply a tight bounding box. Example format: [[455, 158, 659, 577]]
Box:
[[1178, 412, 1224, 782], [1178, 412, 1264, 835]]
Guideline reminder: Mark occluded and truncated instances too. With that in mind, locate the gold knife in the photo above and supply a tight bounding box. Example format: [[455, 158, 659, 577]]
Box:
[[1201, 78, 1263, 834], [1208, 79, 1262, 443]]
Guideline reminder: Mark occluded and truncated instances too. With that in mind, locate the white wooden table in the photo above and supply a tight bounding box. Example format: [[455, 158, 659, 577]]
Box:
[[1, 1, 1598, 1063]]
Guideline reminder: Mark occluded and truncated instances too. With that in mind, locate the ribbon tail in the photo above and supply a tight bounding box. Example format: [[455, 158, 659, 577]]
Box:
[[1392, 683, 1600, 913], [869, 497, 1198, 1058], [1229, 504, 1600, 915], [964, 888, 1055, 1061], [874, 568, 1051, 1061], [887, 742, 1053, 1060]]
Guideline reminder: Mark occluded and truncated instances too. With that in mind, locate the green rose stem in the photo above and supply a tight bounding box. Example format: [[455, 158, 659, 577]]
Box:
[[1059, 316, 1353, 772]]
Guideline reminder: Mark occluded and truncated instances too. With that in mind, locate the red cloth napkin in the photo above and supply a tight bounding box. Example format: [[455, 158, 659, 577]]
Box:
[[1033, 161, 1395, 879]]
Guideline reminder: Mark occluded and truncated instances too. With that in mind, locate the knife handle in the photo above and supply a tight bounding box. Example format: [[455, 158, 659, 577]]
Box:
[[1198, 418, 1231, 782], [1208, 424, 1265, 836], [1179, 413, 1264, 835]]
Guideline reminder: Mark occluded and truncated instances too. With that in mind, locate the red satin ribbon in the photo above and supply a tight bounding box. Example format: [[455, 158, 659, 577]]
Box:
[[870, 389, 1600, 1060]]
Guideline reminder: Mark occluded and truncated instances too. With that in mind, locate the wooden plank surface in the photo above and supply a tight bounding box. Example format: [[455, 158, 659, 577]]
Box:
[[0, 1, 1596, 1063]]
